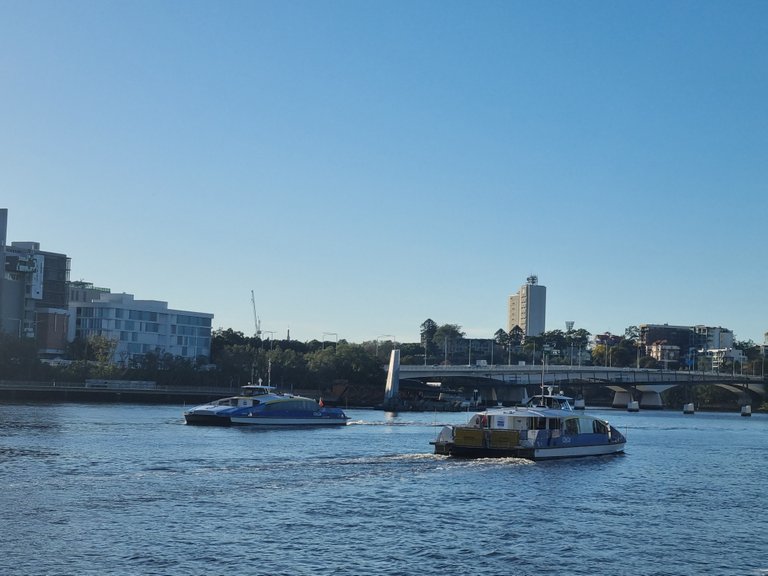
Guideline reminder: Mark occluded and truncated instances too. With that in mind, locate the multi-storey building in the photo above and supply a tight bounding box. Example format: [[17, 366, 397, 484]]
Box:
[[68, 291, 213, 365], [639, 324, 698, 358], [640, 323, 743, 369], [508, 275, 546, 337], [1, 208, 213, 364], [648, 342, 680, 367], [693, 325, 734, 350], [0, 209, 71, 356]]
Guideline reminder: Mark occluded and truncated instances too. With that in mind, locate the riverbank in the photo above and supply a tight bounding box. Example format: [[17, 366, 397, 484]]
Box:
[[0, 380, 762, 413]]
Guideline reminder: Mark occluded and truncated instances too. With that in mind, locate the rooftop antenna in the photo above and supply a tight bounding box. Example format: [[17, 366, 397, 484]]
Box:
[[251, 290, 261, 338]]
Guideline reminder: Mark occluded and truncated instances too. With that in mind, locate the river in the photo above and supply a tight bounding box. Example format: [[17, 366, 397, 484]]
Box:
[[1, 402, 766, 575]]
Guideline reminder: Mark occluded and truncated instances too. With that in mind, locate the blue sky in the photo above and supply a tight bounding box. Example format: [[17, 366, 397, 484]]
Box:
[[2, 1, 767, 345]]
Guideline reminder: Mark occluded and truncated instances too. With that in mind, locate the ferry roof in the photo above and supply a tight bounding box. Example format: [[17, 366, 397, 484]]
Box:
[[241, 384, 276, 392]]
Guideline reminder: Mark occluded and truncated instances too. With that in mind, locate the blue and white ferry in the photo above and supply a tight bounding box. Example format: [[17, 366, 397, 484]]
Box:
[[184, 384, 349, 427], [431, 392, 626, 460]]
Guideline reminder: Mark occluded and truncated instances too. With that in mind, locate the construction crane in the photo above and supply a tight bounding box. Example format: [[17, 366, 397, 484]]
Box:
[[251, 290, 261, 338]]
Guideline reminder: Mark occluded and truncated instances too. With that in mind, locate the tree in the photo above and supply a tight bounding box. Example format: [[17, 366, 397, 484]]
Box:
[[432, 324, 465, 365], [434, 324, 464, 342], [0, 332, 39, 379], [267, 347, 309, 390], [610, 339, 637, 368], [508, 325, 524, 347], [568, 328, 591, 348], [541, 330, 567, 352], [420, 319, 438, 345], [420, 319, 438, 360], [592, 344, 609, 367], [522, 334, 544, 363], [624, 325, 640, 341]]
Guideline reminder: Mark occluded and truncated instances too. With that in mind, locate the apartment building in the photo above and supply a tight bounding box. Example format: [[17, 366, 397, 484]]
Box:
[[0, 209, 71, 356], [640, 323, 743, 368], [1, 208, 213, 364], [69, 291, 213, 365], [508, 275, 546, 337]]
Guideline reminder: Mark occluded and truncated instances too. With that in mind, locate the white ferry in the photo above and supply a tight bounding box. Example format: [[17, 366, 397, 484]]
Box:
[[184, 384, 349, 427], [431, 393, 625, 460]]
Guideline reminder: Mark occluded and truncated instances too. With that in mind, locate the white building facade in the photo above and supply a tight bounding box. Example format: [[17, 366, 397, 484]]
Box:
[[69, 292, 213, 365], [693, 325, 735, 350]]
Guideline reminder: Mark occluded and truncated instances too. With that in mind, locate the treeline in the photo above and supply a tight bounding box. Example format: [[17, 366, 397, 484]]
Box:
[[2, 320, 765, 399], [0, 330, 390, 405]]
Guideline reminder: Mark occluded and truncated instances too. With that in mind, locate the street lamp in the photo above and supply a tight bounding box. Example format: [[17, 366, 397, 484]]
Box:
[[263, 330, 276, 349]]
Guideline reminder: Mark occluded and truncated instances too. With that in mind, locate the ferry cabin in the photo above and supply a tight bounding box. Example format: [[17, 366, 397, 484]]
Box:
[[468, 411, 613, 438]]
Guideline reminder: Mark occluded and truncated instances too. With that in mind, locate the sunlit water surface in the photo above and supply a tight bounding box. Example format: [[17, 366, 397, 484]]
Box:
[[1, 403, 766, 575]]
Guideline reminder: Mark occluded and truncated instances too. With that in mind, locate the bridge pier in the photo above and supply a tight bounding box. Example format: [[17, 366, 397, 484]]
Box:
[[490, 386, 528, 405], [639, 391, 663, 409], [612, 391, 632, 409], [612, 390, 663, 410], [383, 349, 400, 402]]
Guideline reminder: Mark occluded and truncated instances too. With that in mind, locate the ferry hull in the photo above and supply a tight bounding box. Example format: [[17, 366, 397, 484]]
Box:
[[185, 412, 348, 427], [433, 441, 625, 461], [184, 413, 231, 426], [229, 416, 348, 426]]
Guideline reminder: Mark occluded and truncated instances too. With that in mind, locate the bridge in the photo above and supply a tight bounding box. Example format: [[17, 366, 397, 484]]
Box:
[[383, 350, 765, 409]]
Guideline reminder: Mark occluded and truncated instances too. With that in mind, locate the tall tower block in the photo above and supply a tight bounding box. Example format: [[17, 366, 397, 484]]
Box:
[[507, 275, 546, 337]]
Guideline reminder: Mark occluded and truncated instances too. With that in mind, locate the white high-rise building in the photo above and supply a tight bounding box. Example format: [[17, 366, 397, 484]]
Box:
[[508, 275, 546, 337]]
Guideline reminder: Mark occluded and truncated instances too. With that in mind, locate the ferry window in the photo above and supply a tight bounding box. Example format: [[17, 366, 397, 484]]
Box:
[[534, 417, 547, 430], [547, 418, 561, 430], [564, 418, 579, 435], [593, 420, 608, 434]]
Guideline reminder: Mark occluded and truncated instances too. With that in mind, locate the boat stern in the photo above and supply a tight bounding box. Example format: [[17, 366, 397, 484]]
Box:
[[430, 425, 455, 455]]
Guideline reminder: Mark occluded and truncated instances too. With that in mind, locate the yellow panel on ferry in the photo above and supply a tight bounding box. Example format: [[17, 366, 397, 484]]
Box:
[[489, 429, 519, 449], [453, 428, 484, 447]]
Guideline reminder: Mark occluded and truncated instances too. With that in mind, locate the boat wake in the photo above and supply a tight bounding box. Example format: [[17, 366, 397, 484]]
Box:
[[346, 419, 454, 427]]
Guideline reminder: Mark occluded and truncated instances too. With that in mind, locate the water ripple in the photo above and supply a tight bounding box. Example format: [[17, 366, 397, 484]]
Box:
[[0, 404, 767, 575]]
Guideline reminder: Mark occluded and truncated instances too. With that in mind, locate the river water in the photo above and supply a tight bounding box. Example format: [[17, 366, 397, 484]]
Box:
[[1, 402, 766, 576]]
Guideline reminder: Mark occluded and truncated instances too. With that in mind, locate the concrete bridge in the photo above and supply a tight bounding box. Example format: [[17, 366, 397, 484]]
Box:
[[383, 350, 765, 409]]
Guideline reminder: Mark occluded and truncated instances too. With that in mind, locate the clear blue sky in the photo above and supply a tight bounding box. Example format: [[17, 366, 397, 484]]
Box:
[[3, 1, 767, 345]]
